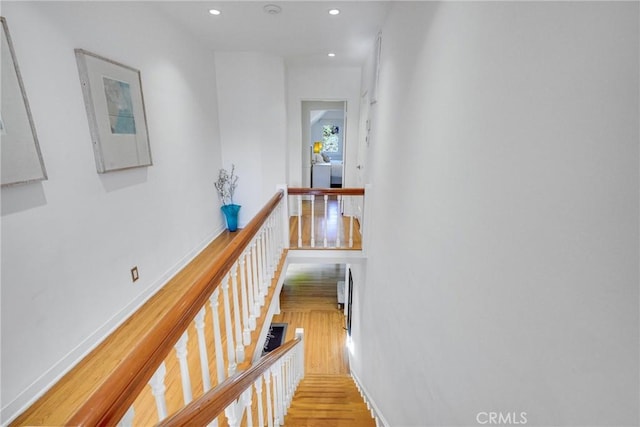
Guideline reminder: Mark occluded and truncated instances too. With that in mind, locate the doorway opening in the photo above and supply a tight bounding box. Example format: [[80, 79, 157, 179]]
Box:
[[301, 101, 346, 189]]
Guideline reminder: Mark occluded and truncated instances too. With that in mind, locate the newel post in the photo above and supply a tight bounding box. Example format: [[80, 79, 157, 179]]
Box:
[[276, 184, 290, 249]]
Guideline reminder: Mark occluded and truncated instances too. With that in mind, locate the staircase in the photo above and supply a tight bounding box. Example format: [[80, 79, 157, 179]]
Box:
[[284, 374, 376, 427]]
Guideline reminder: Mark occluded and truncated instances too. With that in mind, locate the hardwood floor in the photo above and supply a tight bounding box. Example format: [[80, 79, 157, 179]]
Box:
[[272, 263, 349, 374]]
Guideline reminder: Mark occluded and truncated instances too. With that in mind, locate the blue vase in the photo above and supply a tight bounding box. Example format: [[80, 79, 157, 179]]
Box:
[[221, 204, 241, 232]]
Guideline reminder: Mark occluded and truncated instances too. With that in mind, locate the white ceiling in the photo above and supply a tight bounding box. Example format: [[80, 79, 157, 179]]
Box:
[[156, 1, 391, 66]]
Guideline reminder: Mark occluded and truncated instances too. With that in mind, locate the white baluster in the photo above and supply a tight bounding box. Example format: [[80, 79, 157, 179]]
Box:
[[279, 361, 287, 420], [296, 328, 305, 382], [209, 289, 225, 384], [117, 405, 135, 427], [323, 194, 328, 247], [252, 242, 261, 316], [261, 231, 269, 295], [256, 235, 265, 305], [283, 358, 291, 412], [297, 195, 302, 247], [276, 203, 284, 253], [271, 367, 281, 427], [148, 362, 168, 421], [279, 202, 285, 251], [194, 307, 211, 392], [274, 203, 282, 253], [278, 362, 286, 423], [225, 401, 239, 427], [230, 263, 245, 363], [264, 371, 274, 427], [245, 248, 257, 331], [310, 195, 315, 247], [174, 331, 193, 404], [336, 195, 342, 247], [222, 274, 237, 375], [244, 387, 254, 427], [208, 416, 219, 427], [239, 255, 251, 345], [269, 215, 276, 277], [265, 218, 272, 278], [255, 376, 265, 427]]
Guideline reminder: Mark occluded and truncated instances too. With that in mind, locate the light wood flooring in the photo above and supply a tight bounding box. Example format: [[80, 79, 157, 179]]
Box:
[[272, 263, 349, 375]]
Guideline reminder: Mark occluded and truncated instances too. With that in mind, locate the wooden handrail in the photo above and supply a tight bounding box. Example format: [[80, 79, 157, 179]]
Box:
[[64, 191, 285, 426], [157, 338, 301, 427], [287, 187, 364, 196]]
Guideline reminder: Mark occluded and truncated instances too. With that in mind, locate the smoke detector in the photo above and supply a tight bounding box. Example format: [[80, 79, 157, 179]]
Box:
[[264, 4, 282, 15]]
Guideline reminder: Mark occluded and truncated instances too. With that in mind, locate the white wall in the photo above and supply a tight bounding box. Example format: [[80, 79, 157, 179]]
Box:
[[286, 66, 361, 187], [0, 2, 222, 422], [214, 52, 287, 224], [352, 2, 639, 426]]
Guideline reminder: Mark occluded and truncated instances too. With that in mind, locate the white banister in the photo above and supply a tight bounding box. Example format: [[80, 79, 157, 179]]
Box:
[[174, 331, 193, 404], [209, 289, 225, 384], [194, 307, 212, 392], [148, 362, 168, 421], [221, 274, 237, 376], [230, 263, 245, 363]]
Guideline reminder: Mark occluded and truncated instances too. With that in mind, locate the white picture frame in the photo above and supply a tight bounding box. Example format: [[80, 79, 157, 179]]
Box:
[[1, 16, 48, 187], [75, 49, 152, 173]]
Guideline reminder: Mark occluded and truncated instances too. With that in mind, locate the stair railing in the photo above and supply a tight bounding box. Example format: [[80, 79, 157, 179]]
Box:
[[13, 190, 288, 426], [286, 187, 365, 250], [158, 329, 305, 427]]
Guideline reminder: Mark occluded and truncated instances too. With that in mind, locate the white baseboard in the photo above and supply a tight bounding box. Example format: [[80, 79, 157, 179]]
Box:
[[1, 226, 225, 426], [351, 369, 391, 427]]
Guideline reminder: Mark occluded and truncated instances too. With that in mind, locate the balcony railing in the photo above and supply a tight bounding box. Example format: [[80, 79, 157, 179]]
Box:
[[286, 187, 365, 251]]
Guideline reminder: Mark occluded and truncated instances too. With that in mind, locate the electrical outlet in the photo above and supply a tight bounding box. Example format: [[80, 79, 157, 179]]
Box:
[[131, 266, 139, 282]]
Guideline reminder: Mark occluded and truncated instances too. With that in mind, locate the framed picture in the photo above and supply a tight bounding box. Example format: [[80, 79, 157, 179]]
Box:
[[75, 49, 152, 173], [1, 17, 48, 186]]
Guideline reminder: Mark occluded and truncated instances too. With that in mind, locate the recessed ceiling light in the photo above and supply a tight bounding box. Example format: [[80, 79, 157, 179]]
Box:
[[209, 9, 221, 15], [329, 9, 340, 15], [328, 53, 336, 57]]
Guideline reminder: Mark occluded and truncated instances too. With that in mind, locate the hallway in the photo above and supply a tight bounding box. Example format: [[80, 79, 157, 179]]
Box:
[[271, 263, 349, 375]]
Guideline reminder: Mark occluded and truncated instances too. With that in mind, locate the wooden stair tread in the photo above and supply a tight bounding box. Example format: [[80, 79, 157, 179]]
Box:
[[284, 374, 375, 427]]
